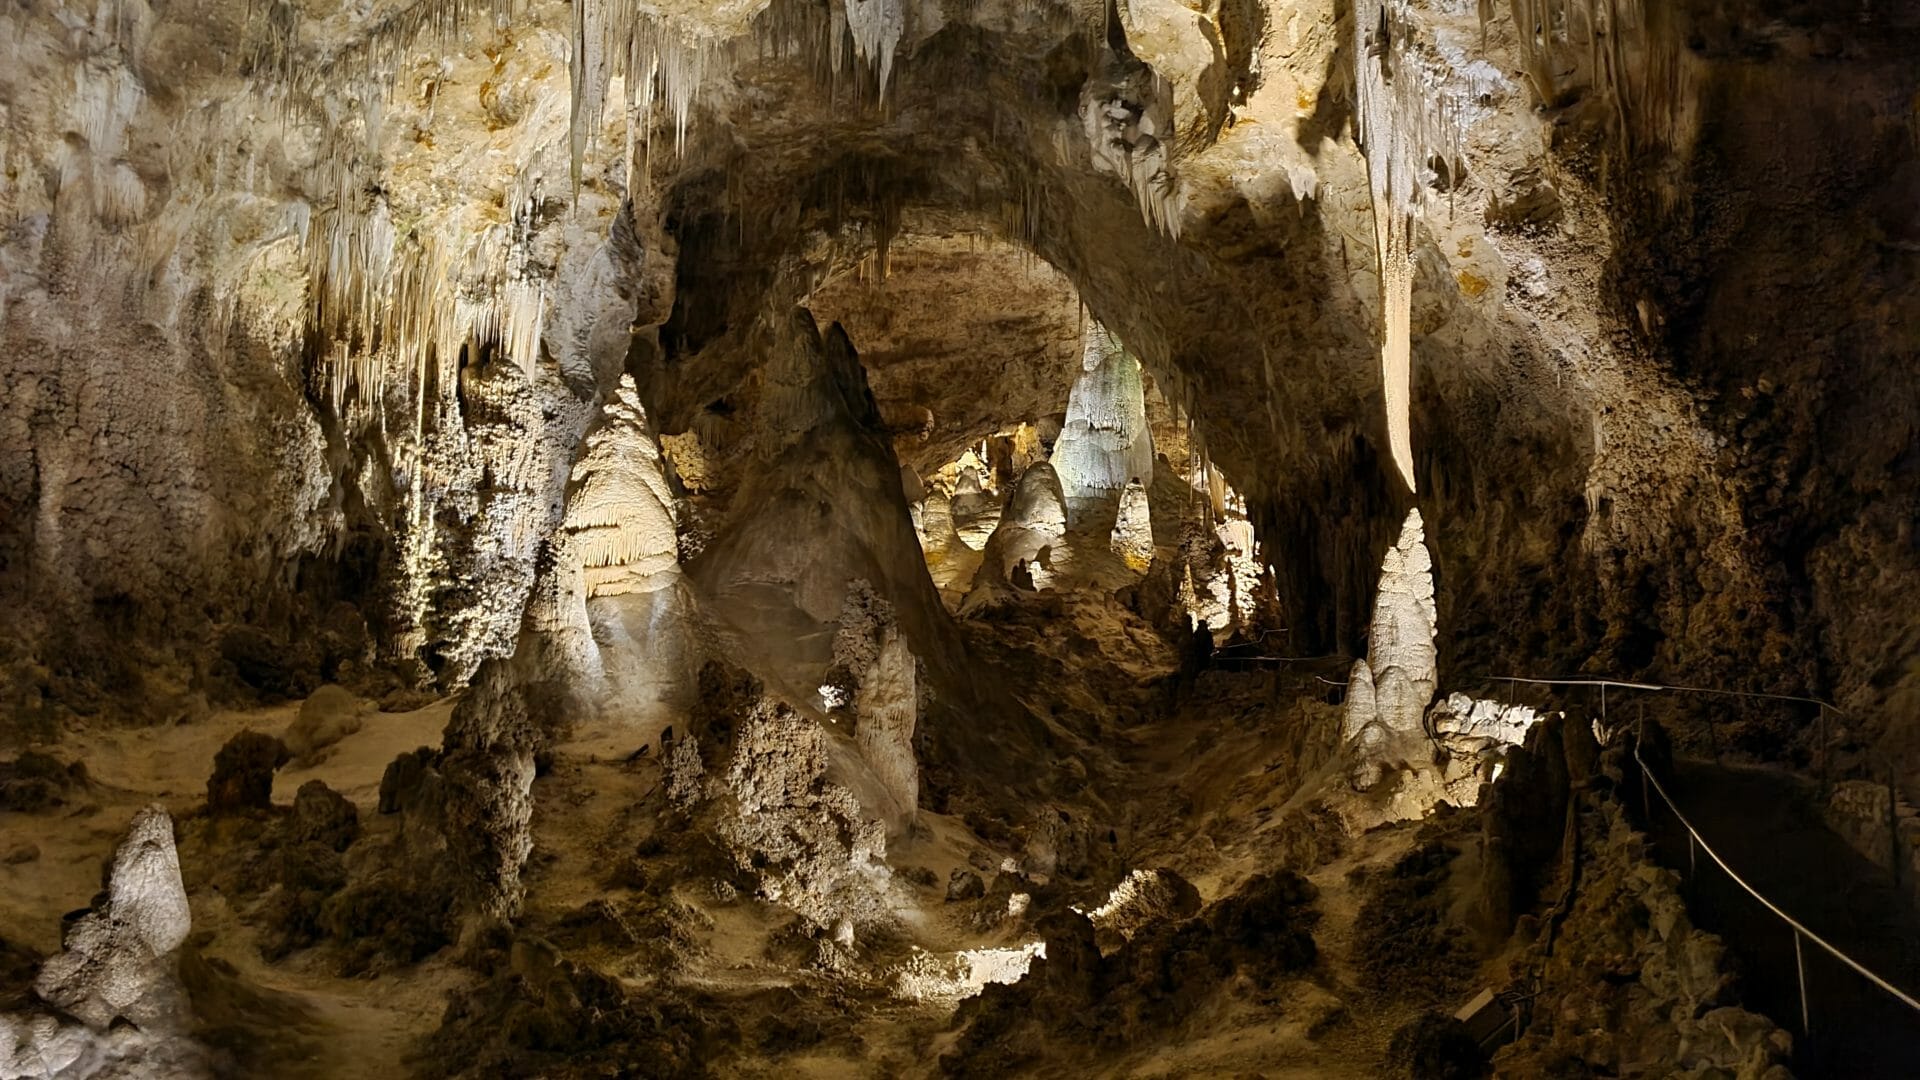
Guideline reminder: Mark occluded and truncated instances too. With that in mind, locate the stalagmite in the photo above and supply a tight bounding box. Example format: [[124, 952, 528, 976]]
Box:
[[3, 808, 209, 1080], [1052, 319, 1154, 513], [969, 462, 1070, 597], [33, 806, 191, 1029], [1344, 508, 1438, 791], [1110, 480, 1154, 572], [564, 377, 680, 598]]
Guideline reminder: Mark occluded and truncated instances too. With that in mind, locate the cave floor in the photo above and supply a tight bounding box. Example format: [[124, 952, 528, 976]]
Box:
[[1, 591, 1489, 1076]]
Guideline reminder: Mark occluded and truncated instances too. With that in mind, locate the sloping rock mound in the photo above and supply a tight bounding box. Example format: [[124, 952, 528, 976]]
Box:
[[0, 753, 90, 813], [943, 869, 1318, 1075]]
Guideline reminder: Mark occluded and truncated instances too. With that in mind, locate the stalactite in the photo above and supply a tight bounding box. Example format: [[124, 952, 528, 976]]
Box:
[[1347, 1, 1515, 494], [1481, 0, 1685, 159], [843, 0, 904, 104], [1352, 2, 1424, 494]]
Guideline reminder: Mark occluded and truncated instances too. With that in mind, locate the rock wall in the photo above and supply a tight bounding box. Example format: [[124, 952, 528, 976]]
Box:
[[1822, 779, 1920, 916]]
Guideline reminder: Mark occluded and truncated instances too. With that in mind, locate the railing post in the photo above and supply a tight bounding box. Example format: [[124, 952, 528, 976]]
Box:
[[1793, 928, 1811, 1038], [1816, 702, 1829, 786], [1639, 704, 1650, 820]]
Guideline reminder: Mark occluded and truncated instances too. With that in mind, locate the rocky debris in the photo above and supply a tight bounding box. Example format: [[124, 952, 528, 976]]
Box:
[[379, 748, 439, 815], [1492, 746, 1793, 1079], [943, 870, 1318, 1074], [412, 930, 864, 1080], [1484, 167, 1564, 230], [217, 627, 316, 701], [1082, 868, 1202, 951], [1427, 693, 1551, 757], [288, 780, 359, 852], [664, 662, 890, 937], [827, 579, 895, 691], [1352, 829, 1477, 1003], [1478, 714, 1594, 934], [1822, 778, 1920, 914], [712, 700, 889, 936], [412, 948, 726, 1079], [946, 869, 986, 902], [191, 777, 361, 962], [1384, 1010, 1489, 1080], [282, 684, 366, 764], [212, 669, 539, 970], [0, 753, 89, 813], [205, 731, 291, 815]]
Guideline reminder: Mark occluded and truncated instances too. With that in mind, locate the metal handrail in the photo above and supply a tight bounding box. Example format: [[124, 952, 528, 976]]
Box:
[[1477, 673, 1919, 1021], [1634, 738, 1920, 1017], [1490, 674, 1840, 713], [1481, 673, 1846, 781]]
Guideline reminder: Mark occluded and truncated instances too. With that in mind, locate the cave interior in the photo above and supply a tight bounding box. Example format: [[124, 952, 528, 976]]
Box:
[[3, 0, 1920, 1077]]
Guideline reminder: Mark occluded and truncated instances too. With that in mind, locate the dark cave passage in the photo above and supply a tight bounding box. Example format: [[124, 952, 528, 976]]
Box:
[[1638, 758, 1920, 1078]]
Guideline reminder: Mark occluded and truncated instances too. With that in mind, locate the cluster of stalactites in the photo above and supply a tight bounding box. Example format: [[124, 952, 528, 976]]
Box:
[[838, 0, 905, 104], [1488, 1, 1685, 157], [306, 179, 551, 431], [568, 0, 907, 199]]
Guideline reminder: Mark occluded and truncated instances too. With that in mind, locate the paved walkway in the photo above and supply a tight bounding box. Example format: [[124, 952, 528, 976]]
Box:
[[1640, 759, 1920, 1078]]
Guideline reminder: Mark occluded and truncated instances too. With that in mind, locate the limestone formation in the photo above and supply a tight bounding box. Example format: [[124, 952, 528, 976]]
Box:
[[1109, 480, 1154, 573], [708, 699, 890, 937], [1051, 320, 1155, 515], [969, 463, 1070, 598], [1, 809, 208, 1080], [564, 377, 681, 599], [206, 731, 292, 815], [33, 806, 191, 1029], [1344, 509, 1439, 793], [283, 684, 366, 764], [828, 581, 921, 834]]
